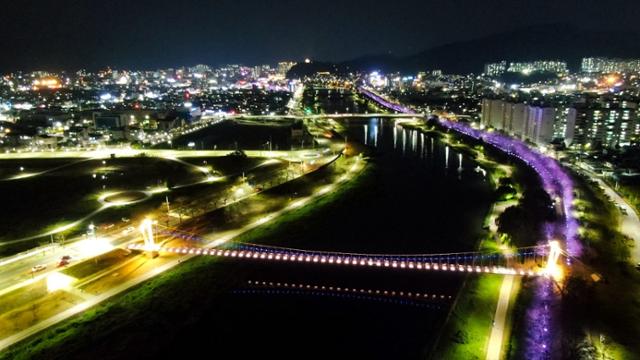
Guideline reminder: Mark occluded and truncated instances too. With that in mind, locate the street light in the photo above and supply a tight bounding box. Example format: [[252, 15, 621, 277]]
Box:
[[88, 223, 96, 240]]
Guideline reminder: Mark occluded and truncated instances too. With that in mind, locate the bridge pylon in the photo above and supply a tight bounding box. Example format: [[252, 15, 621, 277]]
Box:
[[543, 240, 563, 280], [139, 218, 159, 253]]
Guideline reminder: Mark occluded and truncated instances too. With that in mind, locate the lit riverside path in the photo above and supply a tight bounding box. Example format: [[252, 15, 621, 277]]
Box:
[[359, 87, 578, 360]]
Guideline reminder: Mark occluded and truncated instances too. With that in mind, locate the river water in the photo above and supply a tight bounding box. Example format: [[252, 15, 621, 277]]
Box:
[[180, 118, 495, 359], [64, 116, 496, 359]]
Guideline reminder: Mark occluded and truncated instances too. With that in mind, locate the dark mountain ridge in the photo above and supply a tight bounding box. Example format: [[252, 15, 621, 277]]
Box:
[[289, 24, 640, 77]]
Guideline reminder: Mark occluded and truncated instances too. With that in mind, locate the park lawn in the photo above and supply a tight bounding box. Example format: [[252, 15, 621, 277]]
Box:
[[0, 156, 201, 251], [0, 154, 283, 257], [0, 280, 48, 315], [434, 274, 503, 359], [61, 249, 132, 280], [0, 290, 83, 340], [0, 156, 368, 360], [504, 276, 534, 359], [501, 275, 521, 359]]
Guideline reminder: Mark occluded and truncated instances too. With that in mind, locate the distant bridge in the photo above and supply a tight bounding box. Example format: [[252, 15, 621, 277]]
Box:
[[214, 113, 422, 120]]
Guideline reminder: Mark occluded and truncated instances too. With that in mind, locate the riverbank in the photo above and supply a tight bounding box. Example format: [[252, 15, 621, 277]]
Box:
[[394, 120, 525, 360], [395, 118, 561, 360]]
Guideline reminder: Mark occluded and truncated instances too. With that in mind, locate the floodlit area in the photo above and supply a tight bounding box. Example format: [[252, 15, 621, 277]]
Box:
[[0, 152, 307, 250], [46, 272, 75, 293], [0, 117, 362, 352]]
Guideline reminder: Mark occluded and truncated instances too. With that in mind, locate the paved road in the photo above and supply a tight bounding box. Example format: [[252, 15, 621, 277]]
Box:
[[572, 162, 640, 263], [593, 178, 640, 262], [0, 231, 137, 297], [0, 254, 188, 351], [486, 274, 515, 360]]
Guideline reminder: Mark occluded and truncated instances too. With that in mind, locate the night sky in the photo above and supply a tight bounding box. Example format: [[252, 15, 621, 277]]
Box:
[[1, 0, 639, 72]]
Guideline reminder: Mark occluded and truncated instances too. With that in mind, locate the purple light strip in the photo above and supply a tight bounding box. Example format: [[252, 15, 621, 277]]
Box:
[[359, 87, 417, 114], [433, 120, 580, 257]]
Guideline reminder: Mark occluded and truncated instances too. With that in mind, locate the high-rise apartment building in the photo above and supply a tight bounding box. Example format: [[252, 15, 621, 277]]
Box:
[[565, 98, 639, 148], [481, 99, 555, 145], [581, 57, 640, 73], [484, 60, 567, 76]]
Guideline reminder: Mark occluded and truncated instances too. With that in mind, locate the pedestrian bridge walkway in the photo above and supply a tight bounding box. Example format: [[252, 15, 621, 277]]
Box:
[[130, 225, 565, 279]]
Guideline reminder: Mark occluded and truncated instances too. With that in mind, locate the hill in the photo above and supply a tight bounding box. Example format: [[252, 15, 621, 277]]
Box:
[[288, 24, 640, 77]]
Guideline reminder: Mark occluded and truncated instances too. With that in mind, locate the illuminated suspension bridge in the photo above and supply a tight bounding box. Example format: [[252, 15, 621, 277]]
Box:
[[129, 223, 565, 278]]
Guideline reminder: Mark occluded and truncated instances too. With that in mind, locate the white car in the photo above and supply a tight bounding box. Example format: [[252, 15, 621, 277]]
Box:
[[122, 226, 136, 235], [31, 264, 46, 272]]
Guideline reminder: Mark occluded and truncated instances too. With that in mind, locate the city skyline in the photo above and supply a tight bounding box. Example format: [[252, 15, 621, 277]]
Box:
[[2, 2, 640, 359]]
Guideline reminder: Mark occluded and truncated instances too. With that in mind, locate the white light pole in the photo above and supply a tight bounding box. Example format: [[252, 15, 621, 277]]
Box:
[[88, 223, 96, 240]]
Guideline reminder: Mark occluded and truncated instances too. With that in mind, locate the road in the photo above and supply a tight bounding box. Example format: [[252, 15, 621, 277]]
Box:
[[0, 230, 138, 297], [0, 147, 335, 247], [572, 162, 640, 263], [486, 274, 515, 360], [0, 253, 188, 351], [593, 178, 640, 262], [0, 153, 332, 291]]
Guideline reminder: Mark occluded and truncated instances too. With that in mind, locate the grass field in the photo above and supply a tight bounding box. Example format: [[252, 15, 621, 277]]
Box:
[[0, 155, 277, 256], [61, 249, 132, 280], [433, 274, 503, 359], [0, 290, 83, 340]]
